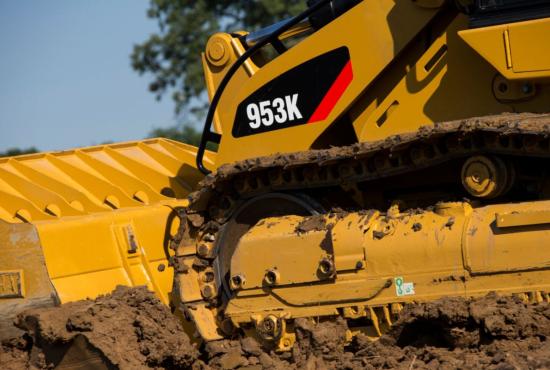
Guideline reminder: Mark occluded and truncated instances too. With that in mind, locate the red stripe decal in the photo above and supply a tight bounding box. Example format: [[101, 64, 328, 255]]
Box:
[[307, 60, 353, 124]]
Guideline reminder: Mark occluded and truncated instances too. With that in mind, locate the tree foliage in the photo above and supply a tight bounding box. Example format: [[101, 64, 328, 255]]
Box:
[[0, 147, 38, 158], [149, 123, 219, 150], [149, 124, 202, 145], [132, 0, 305, 118]]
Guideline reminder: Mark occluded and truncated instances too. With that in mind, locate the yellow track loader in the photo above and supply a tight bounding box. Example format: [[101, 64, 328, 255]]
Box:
[[1, 0, 550, 351]]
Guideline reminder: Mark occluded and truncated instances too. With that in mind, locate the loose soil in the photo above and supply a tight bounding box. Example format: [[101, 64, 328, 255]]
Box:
[[0, 286, 197, 370], [1, 287, 549, 369]]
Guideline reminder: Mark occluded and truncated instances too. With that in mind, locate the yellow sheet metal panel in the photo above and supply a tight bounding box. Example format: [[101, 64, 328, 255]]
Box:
[[7, 158, 108, 213], [231, 216, 329, 288], [459, 25, 513, 79], [37, 216, 129, 279], [464, 270, 550, 298], [496, 210, 550, 228], [0, 138, 215, 223], [36, 198, 186, 305], [508, 18, 550, 73], [464, 200, 550, 274], [354, 15, 517, 143], [51, 267, 132, 303], [0, 139, 214, 307], [331, 212, 372, 271], [459, 17, 550, 80], [208, 0, 441, 165], [0, 165, 84, 218]]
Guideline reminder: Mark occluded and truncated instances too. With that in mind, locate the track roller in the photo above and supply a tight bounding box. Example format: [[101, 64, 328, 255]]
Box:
[[461, 155, 515, 198]]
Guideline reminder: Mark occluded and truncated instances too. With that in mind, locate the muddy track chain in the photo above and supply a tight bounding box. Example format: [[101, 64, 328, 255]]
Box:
[[170, 113, 550, 336]]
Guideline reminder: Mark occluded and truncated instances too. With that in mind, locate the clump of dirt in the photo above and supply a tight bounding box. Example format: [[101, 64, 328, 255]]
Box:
[[2, 289, 549, 370], [1, 286, 198, 369], [0, 336, 45, 370], [295, 214, 328, 234], [197, 293, 550, 370], [363, 293, 550, 370], [197, 317, 351, 369]]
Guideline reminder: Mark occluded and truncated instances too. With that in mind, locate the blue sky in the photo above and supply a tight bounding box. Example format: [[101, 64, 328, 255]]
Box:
[[0, 1, 180, 152]]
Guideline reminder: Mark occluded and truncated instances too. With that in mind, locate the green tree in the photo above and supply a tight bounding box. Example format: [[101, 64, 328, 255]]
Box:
[[132, 0, 305, 119], [0, 147, 38, 158], [149, 123, 202, 146]]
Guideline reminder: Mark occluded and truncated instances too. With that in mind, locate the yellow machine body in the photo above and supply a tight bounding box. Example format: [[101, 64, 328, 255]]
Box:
[[218, 201, 550, 349], [2, 0, 550, 347], [227, 202, 550, 321], [202, 1, 550, 165], [180, 0, 550, 345]]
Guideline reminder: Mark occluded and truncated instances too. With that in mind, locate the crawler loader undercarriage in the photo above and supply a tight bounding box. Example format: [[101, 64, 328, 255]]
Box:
[[174, 113, 550, 350], [2, 0, 550, 360]]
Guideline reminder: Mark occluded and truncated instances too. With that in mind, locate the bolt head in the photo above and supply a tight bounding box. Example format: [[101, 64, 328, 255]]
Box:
[[230, 274, 245, 290], [264, 269, 280, 285], [202, 271, 215, 283], [206, 35, 231, 67], [201, 284, 215, 298], [318, 258, 335, 276], [197, 243, 210, 257], [208, 41, 225, 61]]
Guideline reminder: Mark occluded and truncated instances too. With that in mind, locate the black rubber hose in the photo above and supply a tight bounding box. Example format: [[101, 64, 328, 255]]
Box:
[[196, 0, 333, 174]]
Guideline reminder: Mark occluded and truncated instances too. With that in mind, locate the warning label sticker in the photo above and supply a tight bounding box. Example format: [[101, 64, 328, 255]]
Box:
[[394, 276, 415, 297]]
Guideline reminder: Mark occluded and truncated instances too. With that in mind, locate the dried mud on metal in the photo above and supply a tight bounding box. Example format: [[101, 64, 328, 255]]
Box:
[[1, 287, 549, 370]]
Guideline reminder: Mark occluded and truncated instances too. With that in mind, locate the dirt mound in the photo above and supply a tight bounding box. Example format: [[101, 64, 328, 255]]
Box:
[[0, 286, 198, 369], [2, 289, 549, 369], [198, 293, 550, 370], [360, 293, 550, 370]]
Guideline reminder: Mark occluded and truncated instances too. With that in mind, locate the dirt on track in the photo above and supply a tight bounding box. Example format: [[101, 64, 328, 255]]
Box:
[[1, 287, 549, 370]]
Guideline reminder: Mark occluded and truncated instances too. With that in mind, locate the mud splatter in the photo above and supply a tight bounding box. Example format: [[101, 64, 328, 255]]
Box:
[[295, 215, 327, 234]]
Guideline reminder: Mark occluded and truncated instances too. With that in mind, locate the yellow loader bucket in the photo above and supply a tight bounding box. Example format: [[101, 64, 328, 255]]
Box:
[[0, 138, 214, 338]]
